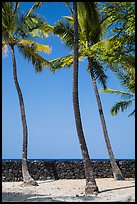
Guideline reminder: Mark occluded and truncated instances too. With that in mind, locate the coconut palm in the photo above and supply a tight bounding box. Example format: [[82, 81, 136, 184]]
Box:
[[51, 2, 124, 180], [72, 2, 99, 194], [78, 2, 124, 180], [2, 2, 52, 186]]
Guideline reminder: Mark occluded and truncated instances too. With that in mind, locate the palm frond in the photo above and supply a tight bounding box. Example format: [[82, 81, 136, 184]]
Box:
[[111, 100, 134, 116], [29, 22, 53, 39], [63, 16, 74, 24], [114, 70, 135, 94], [50, 54, 83, 71], [24, 2, 43, 18], [19, 39, 51, 54], [80, 35, 117, 57], [13, 2, 21, 15], [77, 2, 101, 43], [120, 55, 135, 78], [53, 19, 74, 49], [2, 2, 18, 42], [87, 59, 107, 89], [128, 109, 135, 117], [100, 88, 134, 99], [16, 13, 52, 39], [17, 43, 52, 72]]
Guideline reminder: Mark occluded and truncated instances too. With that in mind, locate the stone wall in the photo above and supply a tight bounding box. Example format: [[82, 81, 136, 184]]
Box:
[[2, 160, 135, 182]]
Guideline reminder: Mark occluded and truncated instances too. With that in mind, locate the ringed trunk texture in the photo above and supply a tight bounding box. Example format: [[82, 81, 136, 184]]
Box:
[[88, 56, 124, 180], [10, 45, 38, 186], [73, 2, 99, 195]]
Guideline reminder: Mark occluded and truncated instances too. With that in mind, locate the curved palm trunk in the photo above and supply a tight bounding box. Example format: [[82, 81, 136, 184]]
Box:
[[73, 2, 99, 195], [10, 45, 38, 186], [88, 56, 124, 180]]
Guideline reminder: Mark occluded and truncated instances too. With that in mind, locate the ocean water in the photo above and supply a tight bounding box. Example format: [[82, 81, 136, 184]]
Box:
[[2, 158, 134, 162]]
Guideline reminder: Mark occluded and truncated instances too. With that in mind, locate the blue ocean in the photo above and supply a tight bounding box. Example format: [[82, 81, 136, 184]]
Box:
[[2, 158, 134, 162]]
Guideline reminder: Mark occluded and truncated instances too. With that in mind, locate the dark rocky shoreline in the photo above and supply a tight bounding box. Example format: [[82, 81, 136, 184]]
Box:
[[2, 160, 135, 182]]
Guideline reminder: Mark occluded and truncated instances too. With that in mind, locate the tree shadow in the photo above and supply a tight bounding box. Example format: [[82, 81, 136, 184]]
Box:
[[2, 192, 63, 202], [2, 192, 97, 202], [99, 185, 135, 193]]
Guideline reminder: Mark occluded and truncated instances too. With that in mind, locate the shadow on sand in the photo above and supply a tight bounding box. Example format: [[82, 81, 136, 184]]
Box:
[[2, 192, 96, 202], [99, 185, 135, 193], [2, 183, 135, 202]]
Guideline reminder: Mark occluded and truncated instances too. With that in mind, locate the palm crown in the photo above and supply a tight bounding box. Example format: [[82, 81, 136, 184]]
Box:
[[51, 2, 108, 89], [2, 2, 52, 71]]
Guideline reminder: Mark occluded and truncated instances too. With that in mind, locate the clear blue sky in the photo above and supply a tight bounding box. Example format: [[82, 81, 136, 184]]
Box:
[[2, 2, 135, 160]]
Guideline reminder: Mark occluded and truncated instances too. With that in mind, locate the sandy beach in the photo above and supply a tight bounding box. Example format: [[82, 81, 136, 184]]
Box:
[[2, 178, 135, 202]]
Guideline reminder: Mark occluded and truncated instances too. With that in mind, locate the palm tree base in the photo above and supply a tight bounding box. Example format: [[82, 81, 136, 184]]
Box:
[[21, 180, 39, 186], [85, 184, 99, 195], [114, 173, 125, 180]]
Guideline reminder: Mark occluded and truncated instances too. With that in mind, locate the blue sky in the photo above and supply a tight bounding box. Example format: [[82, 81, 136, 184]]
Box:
[[2, 2, 135, 160]]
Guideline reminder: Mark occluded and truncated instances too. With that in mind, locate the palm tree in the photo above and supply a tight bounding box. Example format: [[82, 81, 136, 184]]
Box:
[[72, 2, 99, 194], [87, 57, 124, 180], [51, 2, 124, 180], [2, 2, 52, 186], [78, 2, 124, 180]]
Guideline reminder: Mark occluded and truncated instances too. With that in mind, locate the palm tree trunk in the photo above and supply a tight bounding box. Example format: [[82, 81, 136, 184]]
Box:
[[73, 2, 99, 195], [88, 56, 124, 180], [10, 45, 38, 186]]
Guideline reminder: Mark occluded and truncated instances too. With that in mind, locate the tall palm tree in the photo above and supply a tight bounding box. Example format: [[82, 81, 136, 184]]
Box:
[[72, 2, 99, 194], [2, 2, 52, 186], [51, 2, 124, 180], [78, 2, 124, 180]]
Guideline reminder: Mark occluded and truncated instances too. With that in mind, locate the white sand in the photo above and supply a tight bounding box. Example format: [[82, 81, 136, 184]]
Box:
[[2, 178, 135, 202]]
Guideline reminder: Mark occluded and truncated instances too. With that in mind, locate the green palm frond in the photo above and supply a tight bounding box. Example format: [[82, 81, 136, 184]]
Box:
[[24, 2, 43, 18], [111, 100, 134, 116], [99, 15, 113, 39], [87, 59, 107, 89], [91, 35, 117, 51], [29, 22, 53, 39], [16, 13, 52, 39], [50, 55, 73, 69], [2, 2, 18, 42], [17, 43, 52, 72], [13, 2, 21, 14], [80, 35, 117, 57], [50, 54, 84, 71], [77, 2, 101, 43], [19, 39, 51, 54], [120, 55, 135, 78], [53, 19, 74, 49], [101, 88, 134, 99], [63, 16, 74, 24], [101, 63, 135, 117], [114, 70, 135, 94]]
